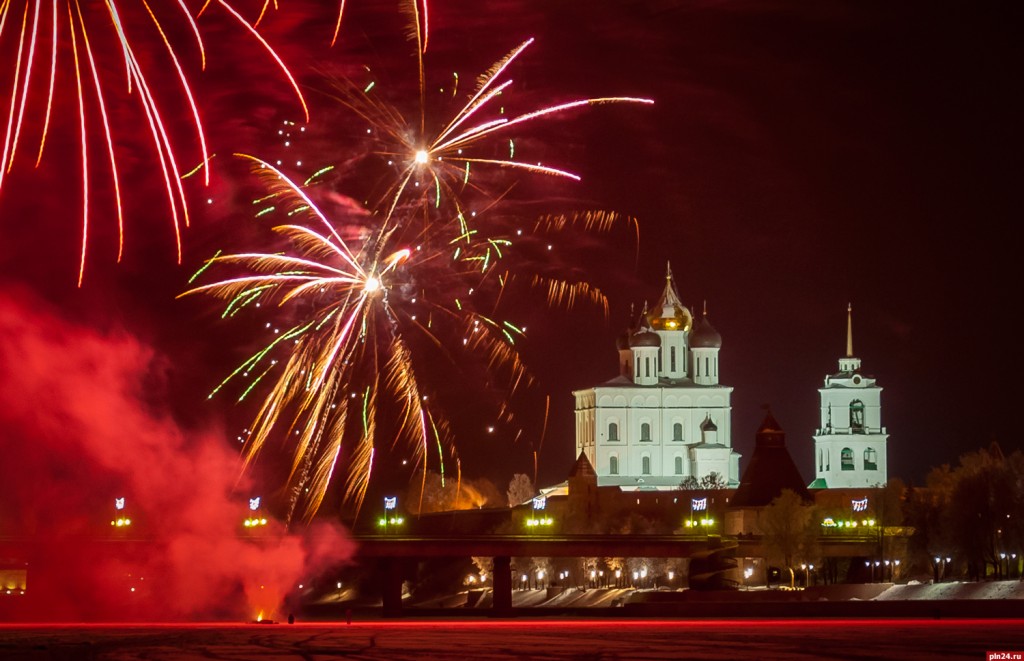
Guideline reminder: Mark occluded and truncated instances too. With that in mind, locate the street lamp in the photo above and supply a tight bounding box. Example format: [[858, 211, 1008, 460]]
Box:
[[800, 564, 814, 587], [111, 497, 132, 528], [244, 495, 268, 528]]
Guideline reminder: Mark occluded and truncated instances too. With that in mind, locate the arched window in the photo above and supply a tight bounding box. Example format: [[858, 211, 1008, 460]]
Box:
[[674, 456, 683, 475], [670, 346, 677, 372], [850, 399, 865, 432], [640, 422, 652, 442], [672, 422, 683, 442], [642, 455, 651, 475], [608, 422, 619, 442], [609, 455, 619, 475], [841, 448, 854, 471], [864, 448, 878, 471]]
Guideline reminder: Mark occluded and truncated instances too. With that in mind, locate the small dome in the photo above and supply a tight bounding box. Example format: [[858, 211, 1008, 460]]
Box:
[[629, 330, 661, 348], [690, 314, 722, 349], [700, 415, 718, 432]]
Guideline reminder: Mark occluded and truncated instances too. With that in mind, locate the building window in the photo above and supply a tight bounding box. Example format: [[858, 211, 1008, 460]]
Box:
[[609, 455, 619, 475], [705, 357, 710, 377], [864, 447, 878, 471], [850, 399, 865, 432], [841, 448, 854, 471], [674, 456, 683, 475], [670, 346, 677, 372], [672, 422, 683, 442], [642, 455, 651, 475], [640, 422, 652, 442], [608, 422, 619, 442]]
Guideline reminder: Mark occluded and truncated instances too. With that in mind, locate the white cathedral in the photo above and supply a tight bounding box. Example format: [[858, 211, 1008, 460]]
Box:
[[573, 265, 741, 489], [809, 304, 889, 488]]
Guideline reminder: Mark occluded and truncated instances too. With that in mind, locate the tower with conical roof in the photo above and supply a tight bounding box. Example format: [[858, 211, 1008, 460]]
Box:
[[572, 263, 740, 489], [809, 304, 889, 488]]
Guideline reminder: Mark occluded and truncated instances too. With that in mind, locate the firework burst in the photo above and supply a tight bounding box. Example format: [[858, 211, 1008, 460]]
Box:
[[182, 151, 635, 523], [323, 33, 653, 224], [0, 0, 306, 285], [184, 21, 649, 522]]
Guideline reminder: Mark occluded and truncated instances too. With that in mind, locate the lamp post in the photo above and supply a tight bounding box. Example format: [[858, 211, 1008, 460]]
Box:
[[800, 564, 814, 587], [379, 496, 403, 534], [111, 497, 132, 529]]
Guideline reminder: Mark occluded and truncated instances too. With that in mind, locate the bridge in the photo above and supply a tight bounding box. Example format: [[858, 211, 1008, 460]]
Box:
[[351, 533, 879, 615]]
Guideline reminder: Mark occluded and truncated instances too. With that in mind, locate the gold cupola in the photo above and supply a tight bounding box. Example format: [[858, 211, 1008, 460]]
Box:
[[648, 262, 692, 331]]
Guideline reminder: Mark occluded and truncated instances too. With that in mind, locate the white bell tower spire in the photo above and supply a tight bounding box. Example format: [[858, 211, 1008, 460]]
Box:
[[811, 304, 889, 488]]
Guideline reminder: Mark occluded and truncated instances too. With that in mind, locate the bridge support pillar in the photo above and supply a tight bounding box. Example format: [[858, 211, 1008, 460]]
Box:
[[492, 555, 512, 615], [381, 558, 404, 618]]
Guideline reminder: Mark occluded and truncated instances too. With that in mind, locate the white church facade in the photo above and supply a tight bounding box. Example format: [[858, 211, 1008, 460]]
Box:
[[809, 304, 889, 488], [573, 265, 741, 490]]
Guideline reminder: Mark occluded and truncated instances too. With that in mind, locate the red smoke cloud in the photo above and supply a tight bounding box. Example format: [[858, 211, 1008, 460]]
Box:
[[0, 287, 353, 621]]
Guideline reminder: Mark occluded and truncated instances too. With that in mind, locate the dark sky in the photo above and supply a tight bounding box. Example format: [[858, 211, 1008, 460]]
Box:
[[1, 0, 1020, 510]]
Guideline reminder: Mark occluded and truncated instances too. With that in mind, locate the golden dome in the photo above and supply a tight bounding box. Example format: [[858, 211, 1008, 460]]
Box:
[[648, 262, 692, 331]]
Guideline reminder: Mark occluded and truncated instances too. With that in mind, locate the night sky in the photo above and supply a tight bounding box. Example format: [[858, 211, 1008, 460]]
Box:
[[1, 0, 1020, 511]]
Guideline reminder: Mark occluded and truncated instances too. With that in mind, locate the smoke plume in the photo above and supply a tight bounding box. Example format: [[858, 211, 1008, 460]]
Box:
[[0, 287, 353, 621]]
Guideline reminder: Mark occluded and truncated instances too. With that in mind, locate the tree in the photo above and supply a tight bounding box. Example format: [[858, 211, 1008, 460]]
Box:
[[678, 476, 699, 490], [406, 470, 455, 513], [699, 471, 728, 490], [679, 472, 726, 491], [758, 489, 820, 588], [507, 473, 537, 507], [942, 445, 1024, 580]]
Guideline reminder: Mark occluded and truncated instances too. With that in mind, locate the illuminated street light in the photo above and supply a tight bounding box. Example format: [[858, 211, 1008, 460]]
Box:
[[111, 497, 132, 528], [379, 497, 402, 534], [244, 495, 268, 528]]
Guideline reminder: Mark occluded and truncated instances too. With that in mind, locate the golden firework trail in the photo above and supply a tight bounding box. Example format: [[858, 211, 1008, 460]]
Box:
[[0, 0, 307, 285], [184, 15, 650, 521], [183, 151, 636, 522]]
